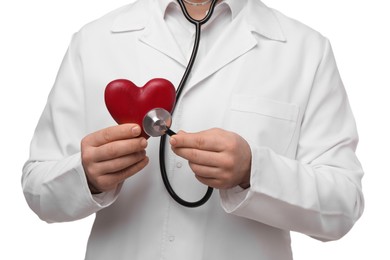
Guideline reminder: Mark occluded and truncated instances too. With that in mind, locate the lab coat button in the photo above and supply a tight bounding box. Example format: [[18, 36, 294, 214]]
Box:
[[169, 235, 175, 242], [176, 162, 182, 168]]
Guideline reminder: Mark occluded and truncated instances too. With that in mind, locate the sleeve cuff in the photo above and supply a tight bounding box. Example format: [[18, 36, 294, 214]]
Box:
[[74, 160, 121, 208], [220, 185, 251, 213]]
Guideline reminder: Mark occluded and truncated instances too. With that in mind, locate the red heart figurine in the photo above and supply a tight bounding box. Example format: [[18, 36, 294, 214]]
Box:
[[105, 78, 176, 138]]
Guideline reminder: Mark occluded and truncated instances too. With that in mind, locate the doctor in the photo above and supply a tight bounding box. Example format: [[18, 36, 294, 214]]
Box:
[[22, 0, 364, 259]]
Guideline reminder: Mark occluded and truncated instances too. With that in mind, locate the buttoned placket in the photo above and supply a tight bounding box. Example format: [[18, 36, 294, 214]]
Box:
[[159, 2, 233, 259]]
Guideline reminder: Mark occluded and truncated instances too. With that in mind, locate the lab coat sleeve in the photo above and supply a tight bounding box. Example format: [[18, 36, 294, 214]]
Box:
[[22, 32, 120, 223], [220, 39, 364, 241]]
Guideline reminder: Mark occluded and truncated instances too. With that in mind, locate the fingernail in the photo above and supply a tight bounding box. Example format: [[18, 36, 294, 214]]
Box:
[[170, 137, 177, 146], [132, 126, 141, 136], [141, 138, 147, 148]]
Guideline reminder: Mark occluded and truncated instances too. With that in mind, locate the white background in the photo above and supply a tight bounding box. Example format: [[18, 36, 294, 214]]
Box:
[[1, 0, 389, 259]]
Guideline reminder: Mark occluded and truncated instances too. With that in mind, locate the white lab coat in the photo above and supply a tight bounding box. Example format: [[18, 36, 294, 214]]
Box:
[[22, 0, 364, 259]]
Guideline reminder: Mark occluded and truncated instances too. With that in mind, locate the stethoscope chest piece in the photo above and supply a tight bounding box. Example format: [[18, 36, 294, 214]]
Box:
[[143, 0, 218, 208], [143, 108, 173, 137]]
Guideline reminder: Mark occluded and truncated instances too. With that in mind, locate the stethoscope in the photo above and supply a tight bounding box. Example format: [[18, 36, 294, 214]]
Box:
[[142, 0, 219, 207]]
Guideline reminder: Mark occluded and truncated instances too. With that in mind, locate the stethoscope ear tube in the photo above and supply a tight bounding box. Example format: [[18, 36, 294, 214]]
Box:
[[173, 0, 219, 106], [158, 0, 219, 207]]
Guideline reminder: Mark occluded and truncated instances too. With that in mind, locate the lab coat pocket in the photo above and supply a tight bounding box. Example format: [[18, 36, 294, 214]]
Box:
[[224, 94, 299, 155]]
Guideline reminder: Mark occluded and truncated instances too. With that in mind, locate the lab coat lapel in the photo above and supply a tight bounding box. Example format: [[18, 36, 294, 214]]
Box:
[[187, 18, 257, 88], [184, 0, 286, 90], [139, 12, 188, 67], [111, 0, 187, 67], [110, 0, 286, 89]]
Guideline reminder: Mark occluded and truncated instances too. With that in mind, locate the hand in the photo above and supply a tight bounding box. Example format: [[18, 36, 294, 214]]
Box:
[[169, 128, 251, 190], [81, 124, 149, 193]]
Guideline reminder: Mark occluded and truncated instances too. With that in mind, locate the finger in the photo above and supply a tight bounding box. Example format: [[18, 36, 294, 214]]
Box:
[[194, 175, 222, 189], [109, 156, 150, 183], [86, 124, 141, 147], [194, 173, 235, 190], [93, 137, 147, 162], [172, 147, 222, 167], [189, 163, 236, 189], [170, 130, 224, 152], [91, 150, 147, 175], [188, 162, 220, 178], [93, 157, 149, 191]]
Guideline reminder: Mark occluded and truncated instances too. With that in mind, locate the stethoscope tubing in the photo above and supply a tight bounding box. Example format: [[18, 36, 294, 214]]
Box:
[[158, 0, 219, 208], [174, 0, 218, 105]]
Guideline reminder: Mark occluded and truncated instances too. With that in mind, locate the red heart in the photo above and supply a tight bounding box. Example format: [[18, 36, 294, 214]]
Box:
[[105, 78, 176, 139]]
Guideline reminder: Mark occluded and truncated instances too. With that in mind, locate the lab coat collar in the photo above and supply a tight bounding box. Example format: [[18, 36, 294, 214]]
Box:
[[110, 0, 286, 42], [109, 0, 286, 86], [183, 0, 286, 88], [112, 0, 188, 66], [111, 0, 148, 32], [157, 0, 245, 21], [245, 0, 286, 42]]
